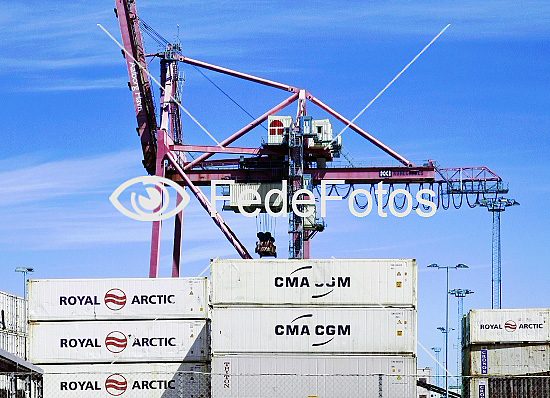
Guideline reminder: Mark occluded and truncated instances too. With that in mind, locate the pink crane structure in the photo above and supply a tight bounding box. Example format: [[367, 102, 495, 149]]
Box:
[[113, 0, 508, 278]]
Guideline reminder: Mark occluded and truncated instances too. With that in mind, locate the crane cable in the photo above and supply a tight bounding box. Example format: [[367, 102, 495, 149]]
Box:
[[139, 18, 267, 131]]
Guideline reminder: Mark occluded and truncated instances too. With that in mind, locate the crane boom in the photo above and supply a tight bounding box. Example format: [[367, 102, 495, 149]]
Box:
[[114, 0, 158, 174]]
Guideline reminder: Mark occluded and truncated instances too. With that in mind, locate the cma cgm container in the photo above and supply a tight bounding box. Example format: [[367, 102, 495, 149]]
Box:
[[211, 307, 416, 355], [465, 376, 550, 398], [41, 362, 210, 398], [464, 309, 550, 345], [0, 290, 26, 334], [211, 258, 416, 307], [28, 277, 208, 321], [464, 343, 550, 376], [29, 319, 209, 364], [211, 355, 416, 398]]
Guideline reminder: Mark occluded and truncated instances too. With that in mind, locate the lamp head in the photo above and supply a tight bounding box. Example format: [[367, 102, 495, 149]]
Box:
[[428, 263, 439, 269], [15, 267, 34, 273], [456, 263, 468, 269]]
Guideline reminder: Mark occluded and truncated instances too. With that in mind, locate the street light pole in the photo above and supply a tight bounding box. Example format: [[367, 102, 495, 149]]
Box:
[[429, 263, 468, 398], [431, 347, 442, 388], [14, 267, 34, 300], [449, 288, 474, 392], [14, 267, 34, 361]]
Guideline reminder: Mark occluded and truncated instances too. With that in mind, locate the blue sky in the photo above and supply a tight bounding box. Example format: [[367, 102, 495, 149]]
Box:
[[1, 0, 549, 375]]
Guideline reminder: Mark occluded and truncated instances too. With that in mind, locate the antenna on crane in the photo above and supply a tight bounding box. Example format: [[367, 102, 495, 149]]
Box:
[[476, 197, 519, 309]]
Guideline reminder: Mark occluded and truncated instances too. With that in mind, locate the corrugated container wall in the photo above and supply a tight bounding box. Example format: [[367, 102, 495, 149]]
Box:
[[211, 307, 416, 355], [0, 290, 26, 334], [0, 332, 26, 359], [211, 355, 416, 398], [41, 362, 210, 398], [28, 277, 208, 321], [465, 376, 550, 398], [29, 320, 209, 364], [464, 309, 550, 345], [211, 259, 416, 307], [464, 344, 550, 376]]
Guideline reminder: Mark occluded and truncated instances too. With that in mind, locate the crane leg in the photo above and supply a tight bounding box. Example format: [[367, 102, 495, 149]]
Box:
[[172, 192, 184, 277]]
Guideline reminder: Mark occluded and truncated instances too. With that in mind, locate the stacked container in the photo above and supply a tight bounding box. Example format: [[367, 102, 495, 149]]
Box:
[[462, 309, 550, 398], [210, 258, 417, 397], [27, 278, 210, 397], [0, 290, 26, 359]]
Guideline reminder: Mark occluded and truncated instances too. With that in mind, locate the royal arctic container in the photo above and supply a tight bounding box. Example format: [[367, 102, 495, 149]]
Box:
[[211, 354, 416, 398], [41, 362, 210, 398], [464, 309, 550, 345], [29, 319, 209, 364], [464, 376, 550, 398], [0, 331, 27, 359], [210, 258, 416, 307], [211, 307, 416, 355], [0, 290, 26, 334], [27, 277, 208, 321], [464, 343, 550, 376]]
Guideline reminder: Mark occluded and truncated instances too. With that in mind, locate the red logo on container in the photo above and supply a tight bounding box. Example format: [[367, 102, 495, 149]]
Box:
[[105, 331, 127, 353], [505, 320, 517, 332], [104, 289, 127, 311], [105, 374, 127, 396]]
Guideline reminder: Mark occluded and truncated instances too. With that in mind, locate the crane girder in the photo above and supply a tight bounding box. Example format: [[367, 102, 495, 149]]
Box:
[[115, 0, 158, 174]]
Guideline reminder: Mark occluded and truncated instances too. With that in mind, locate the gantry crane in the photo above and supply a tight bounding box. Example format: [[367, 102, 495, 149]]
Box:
[[112, 0, 511, 281]]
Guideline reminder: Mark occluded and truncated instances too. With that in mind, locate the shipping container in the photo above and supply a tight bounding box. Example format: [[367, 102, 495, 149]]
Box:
[[464, 344, 550, 376], [29, 320, 209, 364], [211, 307, 416, 355], [210, 258, 416, 307], [0, 290, 26, 334], [464, 309, 550, 345], [41, 362, 210, 398], [211, 354, 416, 398], [0, 331, 26, 359], [464, 376, 550, 398], [28, 277, 208, 321]]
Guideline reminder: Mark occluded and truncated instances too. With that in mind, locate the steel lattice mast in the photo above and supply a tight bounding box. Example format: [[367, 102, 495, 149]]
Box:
[[476, 198, 519, 308]]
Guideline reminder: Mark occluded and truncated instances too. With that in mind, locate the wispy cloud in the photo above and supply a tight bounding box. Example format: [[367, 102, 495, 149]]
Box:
[[0, 149, 255, 251], [0, 150, 142, 206], [17, 77, 127, 92]]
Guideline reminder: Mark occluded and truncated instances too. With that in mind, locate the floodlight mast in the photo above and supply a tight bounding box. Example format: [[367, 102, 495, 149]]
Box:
[[476, 197, 519, 308]]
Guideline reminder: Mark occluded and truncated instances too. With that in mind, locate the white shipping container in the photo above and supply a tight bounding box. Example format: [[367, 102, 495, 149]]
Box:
[[0, 290, 26, 333], [29, 320, 209, 364], [464, 309, 550, 345], [211, 307, 416, 354], [41, 362, 210, 398], [28, 277, 208, 321], [464, 344, 550, 376], [211, 258, 416, 307], [0, 331, 26, 359], [465, 378, 488, 398], [465, 376, 550, 398], [211, 354, 416, 398]]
